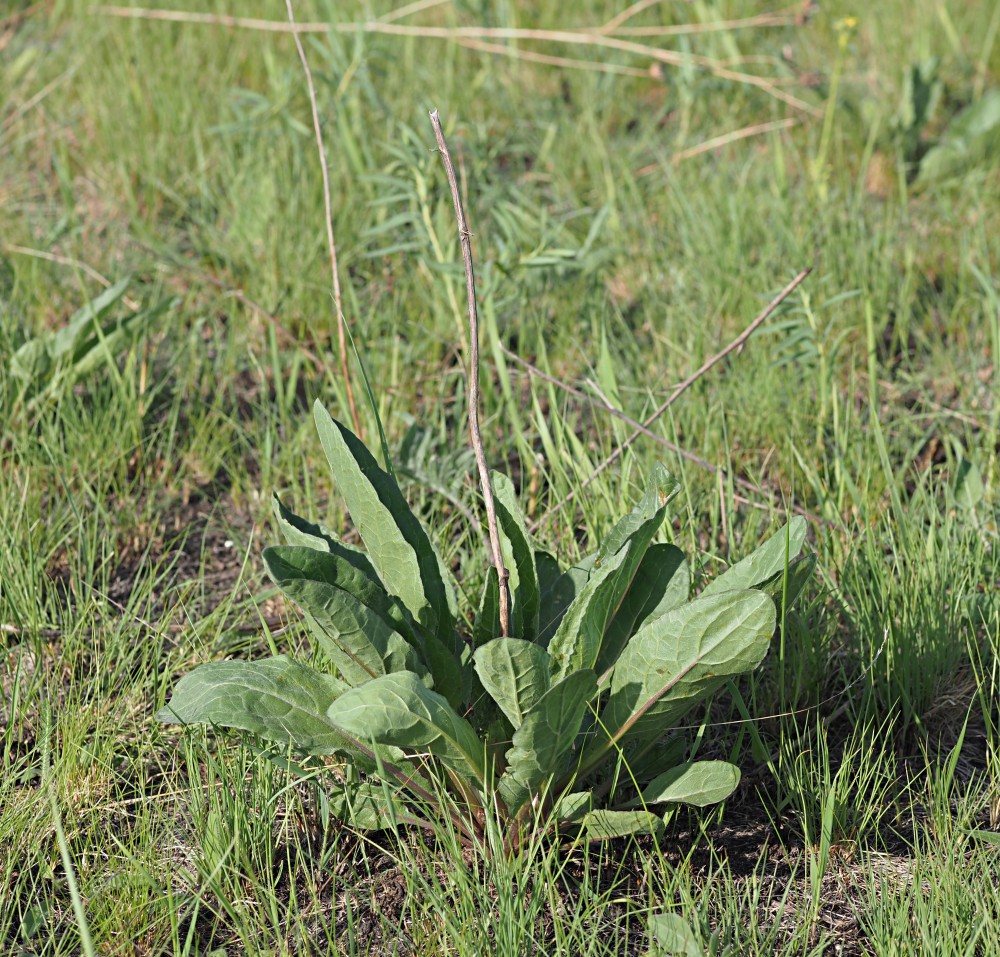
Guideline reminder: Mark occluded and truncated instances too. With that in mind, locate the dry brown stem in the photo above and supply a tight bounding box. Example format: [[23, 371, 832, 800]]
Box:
[[537, 267, 812, 529], [500, 344, 828, 527], [91, 6, 821, 116], [285, 0, 360, 436], [429, 110, 510, 638], [637, 117, 800, 173]]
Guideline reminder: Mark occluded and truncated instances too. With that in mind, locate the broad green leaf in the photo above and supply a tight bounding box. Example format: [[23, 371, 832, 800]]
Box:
[[954, 458, 985, 510], [419, 635, 469, 713], [637, 760, 740, 807], [247, 716, 420, 791], [11, 280, 174, 403], [895, 58, 942, 150], [701, 517, 806, 597], [757, 554, 815, 612], [633, 545, 690, 620], [918, 88, 1000, 183], [473, 567, 500, 647], [581, 590, 774, 773], [313, 403, 464, 704], [313, 401, 455, 645], [965, 828, 1000, 847], [328, 781, 416, 832], [272, 494, 381, 581], [9, 337, 51, 383], [552, 790, 593, 823], [503, 669, 597, 809], [473, 638, 551, 728], [326, 671, 487, 787], [51, 276, 132, 360], [497, 765, 531, 816], [583, 809, 664, 842], [534, 550, 562, 603], [549, 467, 673, 679], [599, 543, 689, 674], [597, 463, 678, 563], [617, 735, 688, 786], [647, 913, 703, 957], [490, 471, 540, 641], [547, 546, 632, 679], [264, 545, 424, 648], [265, 562, 427, 687], [70, 296, 174, 379], [536, 551, 593, 647], [156, 655, 348, 754]]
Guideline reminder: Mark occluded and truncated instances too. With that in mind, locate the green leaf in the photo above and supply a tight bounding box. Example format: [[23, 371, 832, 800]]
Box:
[[313, 401, 456, 645], [313, 403, 464, 703], [701, 517, 806, 597], [69, 296, 174, 379], [534, 550, 563, 606], [50, 277, 132, 361], [551, 790, 593, 823], [264, 547, 427, 687], [597, 463, 678, 563], [490, 471, 540, 641], [581, 590, 775, 773], [756, 554, 815, 612], [954, 458, 985, 510], [583, 809, 664, 842], [965, 828, 1000, 847], [473, 638, 551, 728], [9, 276, 129, 385], [647, 913, 703, 957], [637, 761, 741, 807], [503, 669, 597, 809], [547, 546, 631, 678], [473, 567, 501, 647], [419, 637, 469, 713], [326, 672, 487, 787], [599, 543, 689, 673], [156, 655, 348, 754], [328, 781, 417, 832], [10, 279, 175, 403], [265, 544, 421, 643], [549, 466, 674, 679], [618, 735, 688, 786], [9, 337, 51, 383], [536, 552, 593, 648], [918, 88, 1000, 183], [272, 494, 381, 581]]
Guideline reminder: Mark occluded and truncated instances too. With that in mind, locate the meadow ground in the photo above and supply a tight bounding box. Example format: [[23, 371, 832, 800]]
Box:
[[1, 1, 999, 954]]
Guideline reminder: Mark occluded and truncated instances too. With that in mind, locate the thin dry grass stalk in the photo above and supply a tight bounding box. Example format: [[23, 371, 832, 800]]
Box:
[[91, 5, 821, 116], [638, 117, 800, 172], [499, 344, 828, 527], [285, 0, 360, 436], [454, 37, 654, 78], [2, 244, 140, 311], [534, 267, 812, 531]]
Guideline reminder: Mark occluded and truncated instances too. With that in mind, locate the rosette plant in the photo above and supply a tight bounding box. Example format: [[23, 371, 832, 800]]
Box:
[[158, 401, 811, 849], [158, 109, 812, 851]]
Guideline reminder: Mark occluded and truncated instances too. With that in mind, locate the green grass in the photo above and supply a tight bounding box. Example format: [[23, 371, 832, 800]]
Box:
[[1, 0, 998, 953]]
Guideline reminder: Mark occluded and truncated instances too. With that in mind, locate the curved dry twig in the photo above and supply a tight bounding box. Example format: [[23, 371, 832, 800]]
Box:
[[534, 268, 812, 531], [92, 6, 821, 116], [429, 110, 510, 638], [285, 0, 360, 436]]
